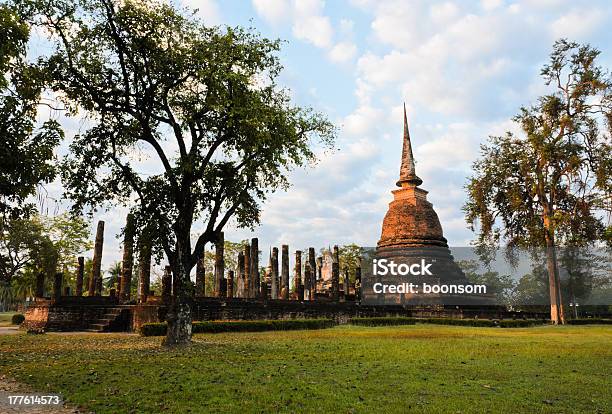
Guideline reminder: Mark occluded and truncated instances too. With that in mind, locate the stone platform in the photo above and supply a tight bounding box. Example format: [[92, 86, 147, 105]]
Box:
[[22, 296, 549, 333]]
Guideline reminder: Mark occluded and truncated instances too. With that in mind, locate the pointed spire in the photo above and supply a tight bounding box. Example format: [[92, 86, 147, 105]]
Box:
[[396, 103, 423, 187]]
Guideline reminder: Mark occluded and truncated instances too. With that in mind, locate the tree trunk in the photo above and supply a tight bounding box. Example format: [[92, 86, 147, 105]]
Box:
[[164, 262, 193, 346], [543, 214, 563, 324]]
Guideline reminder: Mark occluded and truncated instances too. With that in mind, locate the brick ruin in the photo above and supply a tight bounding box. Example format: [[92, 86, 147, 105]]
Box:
[[22, 106, 530, 333]]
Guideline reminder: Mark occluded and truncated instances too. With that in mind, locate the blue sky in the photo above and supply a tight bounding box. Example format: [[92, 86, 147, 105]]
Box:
[[39, 0, 612, 274]]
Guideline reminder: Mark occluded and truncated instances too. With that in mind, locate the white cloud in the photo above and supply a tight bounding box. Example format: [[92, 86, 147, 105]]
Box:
[[183, 0, 221, 25], [292, 14, 334, 48], [430, 2, 460, 25], [481, 0, 503, 11], [339, 18, 355, 35], [550, 8, 606, 40], [328, 41, 357, 63], [342, 105, 384, 136], [252, 0, 349, 61], [252, 0, 291, 24]]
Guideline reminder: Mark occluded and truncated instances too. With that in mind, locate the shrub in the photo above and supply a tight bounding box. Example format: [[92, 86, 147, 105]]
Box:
[[349, 317, 416, 327], [139, 318, 336, 337], [417, 317, 498, 327], [498, 319, 547, 328], [348, 317, 547, 328], [567, 318, 612, 325], [11, 314, 25, 325]]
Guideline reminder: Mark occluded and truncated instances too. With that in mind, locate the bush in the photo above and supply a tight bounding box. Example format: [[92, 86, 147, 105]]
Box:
[[348, 317, 547, 328], [498, 319, 547, 328], [349, 317, 416, 327], [567, 318, 612, 325], [139, 318, 336, 337], [11, 314, 25, 325], [417, 317, 498, 327]]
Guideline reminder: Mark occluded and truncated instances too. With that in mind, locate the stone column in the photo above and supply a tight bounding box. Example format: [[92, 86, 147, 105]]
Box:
[[308, 248, 316, 300], [76, 256, 84, 296], [244, 243, 251, 298], [271, 247, 279, 299], [303, 254, 311, 300], [355, 264, 362, 302], [294, 250, 302, 300], [214, 232, 224, 297], [250, 238, 259, 298], [227, 270, 234, 298], [90, 220, 104, 296], [162, 265, 172, 304], [35, 272, 45, 298], [304, 263, 313, 301], [281, 245, 289, 299], [195, 255, 205, 297], [52, 272, 62, 301], [120, 214, 135, 302], [138, 241, 152, 303], [343, 269, 350, 300], [220, 277, 228, 298], [332, 245, 340, 301], [237, 251, 245, 297], [316, 257, 323, 281]]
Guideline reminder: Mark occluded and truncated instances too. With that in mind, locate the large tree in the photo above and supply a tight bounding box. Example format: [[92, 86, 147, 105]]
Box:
[[464, 40, 612, 324], [27, 0, 335, 345]]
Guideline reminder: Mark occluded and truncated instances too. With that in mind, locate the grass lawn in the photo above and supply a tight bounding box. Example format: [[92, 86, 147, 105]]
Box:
[[0, 325, 610, 413], [0, 312, 17, 327]]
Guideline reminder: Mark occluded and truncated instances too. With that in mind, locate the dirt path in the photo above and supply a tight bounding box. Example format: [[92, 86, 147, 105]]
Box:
[[0, 376, 86, 413]]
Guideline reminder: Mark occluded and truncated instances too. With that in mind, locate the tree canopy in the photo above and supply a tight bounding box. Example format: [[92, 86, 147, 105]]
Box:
[[464, 39, 612, 323], [24, 0, 335, 344], [0, 4, 62, 218]]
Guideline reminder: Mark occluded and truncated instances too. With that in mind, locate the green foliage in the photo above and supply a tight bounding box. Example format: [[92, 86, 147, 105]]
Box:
[[347, 317, 548, 328], [338, 243, 362, 282], [104, 261, 122, 291], [202, 239, 247, 294], [0, 4, 62, 217], [10, 313, 24, 325], [566, 318, 612, 325], [465, 40, 612, 252], [458, 259, 516, 305], [349, 317, 416, 326], [0, 213, 91, 305], [512, 265, 550, 307], [140, 318, 336, 336], [28, 0, 335, 276]]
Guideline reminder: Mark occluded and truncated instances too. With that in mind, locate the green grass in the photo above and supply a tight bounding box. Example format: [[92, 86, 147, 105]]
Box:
[[0, 325, 610, 413], [0, 312, 17, 326]]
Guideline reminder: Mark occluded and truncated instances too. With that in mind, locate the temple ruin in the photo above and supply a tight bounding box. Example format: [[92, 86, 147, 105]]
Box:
[[22, 105, 519, 332]]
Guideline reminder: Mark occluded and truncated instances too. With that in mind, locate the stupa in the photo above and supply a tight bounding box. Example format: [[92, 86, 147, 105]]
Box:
[[366, 104, 491, 305], [377, 104, 448, 250]]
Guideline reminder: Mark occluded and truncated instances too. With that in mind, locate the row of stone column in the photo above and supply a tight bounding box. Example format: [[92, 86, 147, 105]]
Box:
[[192, 236, 361, 302], [40, 216, 153, 304], [49, 215, 361, 304]]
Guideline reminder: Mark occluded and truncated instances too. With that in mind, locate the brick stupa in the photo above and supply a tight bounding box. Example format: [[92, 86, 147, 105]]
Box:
[[377, 104, 447, 250], [373, 105, 488, 305]]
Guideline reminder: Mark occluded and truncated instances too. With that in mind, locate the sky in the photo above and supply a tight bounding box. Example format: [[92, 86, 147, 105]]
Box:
[[36, 0, 612, 276]]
